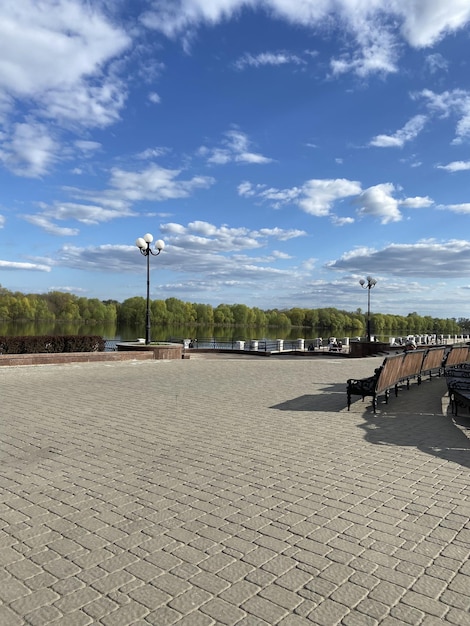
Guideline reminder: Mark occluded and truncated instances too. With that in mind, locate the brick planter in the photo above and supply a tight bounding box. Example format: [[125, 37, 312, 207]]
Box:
[[116, 342, 183, 360]]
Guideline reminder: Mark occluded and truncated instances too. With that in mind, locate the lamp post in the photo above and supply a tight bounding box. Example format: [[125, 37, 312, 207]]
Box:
[[359, 276, 377, 342], [135, 233, 165, 344]]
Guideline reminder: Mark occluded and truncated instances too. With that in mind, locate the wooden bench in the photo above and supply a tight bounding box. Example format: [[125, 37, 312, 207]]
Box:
[[347, 344, 469, 413], [347, 349, 429, 412], [442, 345, 470, 372], [419, 346, 447, 381]]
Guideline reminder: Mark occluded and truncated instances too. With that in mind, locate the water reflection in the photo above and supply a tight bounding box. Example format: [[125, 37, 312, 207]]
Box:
[[0, 321, 343, 342]]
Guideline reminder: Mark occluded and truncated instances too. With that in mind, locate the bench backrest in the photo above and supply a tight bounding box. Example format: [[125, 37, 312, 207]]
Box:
[[444, 345, 470, 368], [398, 349, 426, 381], [375, 353, 405, 395], [420, 346, 447, 373]]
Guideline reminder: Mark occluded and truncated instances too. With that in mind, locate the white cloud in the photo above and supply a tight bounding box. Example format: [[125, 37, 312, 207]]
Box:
[[443, 203, 470, 214], [201, 130, 274, 166], [0, 215, 5, 228], [159, 220, 305, 252], [417, 88, 470, 144], [0, 121, 58, 177], [142, 1, 470, 77], [23, 163, 215, 234], [239, 178, 361, 215], [425, 53, 448, 73], [149, 92, 161, 103], [369, 115, 427, 148], [22, 214, 80, 236], [327, 239, 470, 277], [299, 179, 361, 216], [234, 51, 305, 70], [0, 259, 51, 272], [354, 183, 402, 224], [436, 160, 470, 172], [0, 1, 131, 126], [240, 176, 435, 223], [396, 1, 470, 47], [331, 215, 355, 226], [107, 164, 215, 201], [75, 140, 101, 153], [399, 196, 433, 208]]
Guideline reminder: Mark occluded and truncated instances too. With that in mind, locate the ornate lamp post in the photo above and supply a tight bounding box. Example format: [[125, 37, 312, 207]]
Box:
[[359, 276, 377, 342], [135, 233, 165, 344]]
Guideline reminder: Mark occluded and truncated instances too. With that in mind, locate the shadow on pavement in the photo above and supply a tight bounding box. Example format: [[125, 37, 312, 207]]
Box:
[[358, 380, 470, 469], [269, 383, 347, 412]]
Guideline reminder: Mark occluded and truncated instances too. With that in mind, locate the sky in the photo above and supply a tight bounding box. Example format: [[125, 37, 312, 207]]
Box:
[[1, 0, 470, 319]]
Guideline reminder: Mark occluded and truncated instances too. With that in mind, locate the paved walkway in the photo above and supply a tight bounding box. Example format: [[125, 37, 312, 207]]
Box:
[[1, 356, 469, 625]]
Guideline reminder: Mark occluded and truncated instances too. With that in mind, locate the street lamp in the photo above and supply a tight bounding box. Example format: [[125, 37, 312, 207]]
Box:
[[359, 276, 377, 342], [135, 233, 165, 344]]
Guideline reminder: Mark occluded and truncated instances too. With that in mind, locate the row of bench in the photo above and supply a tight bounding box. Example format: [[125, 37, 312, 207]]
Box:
[[346, 344, 470, 412]]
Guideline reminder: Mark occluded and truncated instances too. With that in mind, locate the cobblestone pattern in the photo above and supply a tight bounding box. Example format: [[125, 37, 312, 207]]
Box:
[[1, 356, 469, 625]]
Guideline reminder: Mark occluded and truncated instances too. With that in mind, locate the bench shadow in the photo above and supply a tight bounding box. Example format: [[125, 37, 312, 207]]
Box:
[[270, 383, 347, 412], [358, 380, 470, 469]]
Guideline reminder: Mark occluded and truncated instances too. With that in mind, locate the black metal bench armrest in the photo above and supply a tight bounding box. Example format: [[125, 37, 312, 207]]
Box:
[[347, 374, 378, 397]]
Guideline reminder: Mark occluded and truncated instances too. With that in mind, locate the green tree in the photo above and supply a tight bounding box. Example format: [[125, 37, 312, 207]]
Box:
[[165, 298, 186, 325], [151, 300, 168, 324], [194, 303, 214, 325], [118, 297, 146, 325], [214, 304, 235, 325]]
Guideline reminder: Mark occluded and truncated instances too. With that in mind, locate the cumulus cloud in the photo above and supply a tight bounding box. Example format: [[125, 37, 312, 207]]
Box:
[[354, 183, 402, 224], [160, 220, 306, 252], [399, 196, 434, 208], [240, 177, 436, 224], [298, 179, 362, 216], [199, 130, 273, 166], [239, 178, 361, 216]]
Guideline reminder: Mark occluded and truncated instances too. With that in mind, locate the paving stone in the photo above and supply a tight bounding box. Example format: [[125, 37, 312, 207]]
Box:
[[1, 358, 469, 626]]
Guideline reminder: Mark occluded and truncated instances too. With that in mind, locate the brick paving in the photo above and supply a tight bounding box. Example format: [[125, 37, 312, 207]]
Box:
[[0, 355, 469, 625]]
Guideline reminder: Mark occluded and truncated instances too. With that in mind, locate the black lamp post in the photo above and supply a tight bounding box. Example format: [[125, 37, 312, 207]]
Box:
[[359, 276, 377, 342], [135, 233, 165, 344]]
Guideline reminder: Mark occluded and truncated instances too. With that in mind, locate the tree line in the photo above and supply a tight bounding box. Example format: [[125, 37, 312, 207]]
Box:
[[0, 286, 465, 335]]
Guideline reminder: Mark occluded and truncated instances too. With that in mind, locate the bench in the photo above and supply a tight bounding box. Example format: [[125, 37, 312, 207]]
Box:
[[347, 345, 470, 413], [442, 345, 470, 372], [445, 363, 470, 416], [419, 346, 447, 380]]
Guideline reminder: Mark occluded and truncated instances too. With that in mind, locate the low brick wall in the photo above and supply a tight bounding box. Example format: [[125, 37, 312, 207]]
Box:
[[0, 351, 156, 367], [116, 343, 183, 359]]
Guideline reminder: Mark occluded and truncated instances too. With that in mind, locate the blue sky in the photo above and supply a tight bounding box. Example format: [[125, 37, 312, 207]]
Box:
[[1, 0, 470, 318]]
